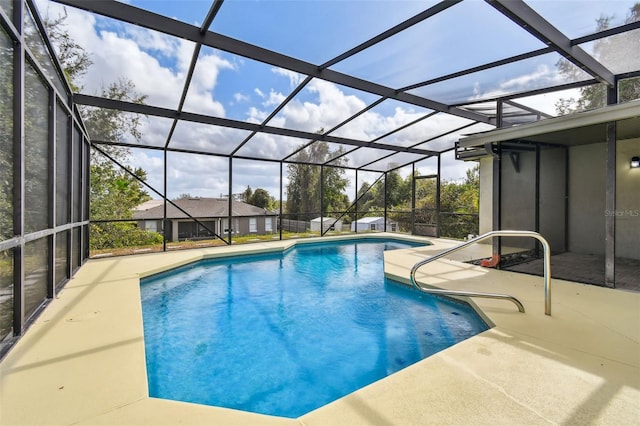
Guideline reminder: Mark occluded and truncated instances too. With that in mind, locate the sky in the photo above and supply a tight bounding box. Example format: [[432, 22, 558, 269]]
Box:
[[34, 0, 637, 201]]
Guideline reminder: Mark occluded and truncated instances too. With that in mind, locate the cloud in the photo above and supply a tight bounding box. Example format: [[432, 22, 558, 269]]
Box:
[[272, 67, 304, 87], [264, 89, 286, 107], [35, 0, 483, 201], [469, 63, 576, 106], [233, 92, 250, 103]]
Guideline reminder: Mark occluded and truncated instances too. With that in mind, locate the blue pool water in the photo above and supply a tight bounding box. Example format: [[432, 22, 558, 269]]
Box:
[[140, 239, 488, 418]]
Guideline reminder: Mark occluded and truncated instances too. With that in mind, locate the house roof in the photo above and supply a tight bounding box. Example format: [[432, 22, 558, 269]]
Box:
[[133, 199, 164, 211], [310, 217, 341, 222], [356, 217, 387, 223], [132, 198, 275, 220]]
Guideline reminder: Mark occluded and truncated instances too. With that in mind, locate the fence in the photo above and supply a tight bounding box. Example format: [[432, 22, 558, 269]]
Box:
[[280, 218, 310, 233]]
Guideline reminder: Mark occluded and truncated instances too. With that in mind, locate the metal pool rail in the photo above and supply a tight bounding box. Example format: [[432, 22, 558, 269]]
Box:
[[410, 230, 552, 316]]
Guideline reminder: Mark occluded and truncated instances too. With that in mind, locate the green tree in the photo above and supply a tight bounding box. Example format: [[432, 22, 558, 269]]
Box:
[[44, 12, 92, 91], [355, 165, 480, 238], [240, 186, 253, 203], [90, 163, 150, 221], [440, 165, 479, 214], [83, 79, 151, 247], [45, 13, 158, 250], [556, 3, 640, 114], [239, 185, 274, 209], [286, 141, 349, 220], [0, 30, 13, 242], [250, 188, 274, 209], [438, 164, 480, 239], [355, 182, 375, 213], [356, 170, 411, 214]]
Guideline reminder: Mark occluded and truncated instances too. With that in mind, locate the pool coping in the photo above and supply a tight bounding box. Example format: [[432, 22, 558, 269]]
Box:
[[1, 233, 639, 425]]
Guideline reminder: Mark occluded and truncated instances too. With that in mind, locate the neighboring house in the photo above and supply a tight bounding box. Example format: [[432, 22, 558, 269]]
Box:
[[351, 216, 397, 232], [133, 197, 277, 241], [310, 217, 342, 233], [133, 199, 163, 212]]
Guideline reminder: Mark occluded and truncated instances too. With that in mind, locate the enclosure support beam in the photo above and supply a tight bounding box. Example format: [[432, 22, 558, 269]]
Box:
[[65, 114, 73, 281], [48, 88, 56, 299], [411, 163, 416, 235], [488, 0, 615, 86], [491, 146, 502, 264], [383, 172, 388, 232], [535, 144, 541, 256], [75, 94, 439, 158], [13, 0, 25, 336], [354, 171, 358, 234], [228, 157, 233, 244], [491, 101, 504, 263], [604, 85, 618, 287], [605, 122, 616, 287], [320, 166, 324, 235], [162, 149, 167, 252], [279, 162, 283, 241], [56, 0, 489, 124]]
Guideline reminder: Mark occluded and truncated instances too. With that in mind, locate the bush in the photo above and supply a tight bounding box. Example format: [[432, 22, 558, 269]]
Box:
[[90, 222, 163, 250], [439, 213, 479, 240]]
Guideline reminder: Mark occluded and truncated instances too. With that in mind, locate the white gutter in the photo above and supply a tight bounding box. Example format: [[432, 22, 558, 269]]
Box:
[[458, 99, 640, 148]]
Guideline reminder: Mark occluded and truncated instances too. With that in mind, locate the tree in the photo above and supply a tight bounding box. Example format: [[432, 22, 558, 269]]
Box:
[[438, 164, 480, 239], [87, 79, 149, 216], [250, 188, 274, 209], [354, 164, 480, 238], [45, 13, 158, 250], [440, 164, 479, 214], [0, 31, 12, 242], [44, 12, 92, 91], [238, 185, 274, 209], [355, 182, 375, 213], [285, 141, 349, 220], [240, 186, 253, 203], [556, 3, 640, 114], [356, 170, 411, 214]]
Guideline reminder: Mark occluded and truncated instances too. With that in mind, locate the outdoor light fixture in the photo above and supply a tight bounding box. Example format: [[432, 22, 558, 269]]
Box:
[[632, 156, 640, 168]]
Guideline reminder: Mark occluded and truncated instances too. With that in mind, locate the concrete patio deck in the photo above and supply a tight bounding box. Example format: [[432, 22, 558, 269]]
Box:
[[1, 234, 638, 425]]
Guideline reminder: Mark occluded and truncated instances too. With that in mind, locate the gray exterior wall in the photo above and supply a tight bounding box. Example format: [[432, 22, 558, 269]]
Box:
[[568, 143, 606, 256], [500, 150, 537, 250], [616, 138, 640, 260], [479, 138, 638, 260], [539, 147, 567, 253], [139, 216, 277, 242], [479, 157, 493, 237], [310, 219, 343, 232]]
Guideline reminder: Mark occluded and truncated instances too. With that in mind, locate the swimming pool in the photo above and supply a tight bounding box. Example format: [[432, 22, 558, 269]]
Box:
[[140, 239, 488, 418]]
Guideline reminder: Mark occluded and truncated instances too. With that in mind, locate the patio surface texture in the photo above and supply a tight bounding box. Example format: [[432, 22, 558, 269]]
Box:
[[1, 234, 638, 425]]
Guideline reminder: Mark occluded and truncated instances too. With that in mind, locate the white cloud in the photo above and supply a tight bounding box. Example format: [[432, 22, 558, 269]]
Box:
[[36, 0, 484, 202], [272, 67, 304, 87], [125, 26, 178, 56], [233, 92, 250, 103], [470, 63, 574, 109], [247, 106, 267, 124], [264, 89, 286, 107]]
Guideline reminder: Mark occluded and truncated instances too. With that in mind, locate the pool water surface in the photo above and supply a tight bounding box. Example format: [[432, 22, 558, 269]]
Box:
[[140, 240, 488, 418]]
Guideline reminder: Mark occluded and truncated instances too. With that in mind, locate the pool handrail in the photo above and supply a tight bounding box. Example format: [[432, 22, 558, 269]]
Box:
[[410, 230, 552, 316]]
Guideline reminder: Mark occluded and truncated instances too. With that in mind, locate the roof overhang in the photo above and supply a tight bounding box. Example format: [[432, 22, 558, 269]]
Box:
[[458, 99, 640, 149]]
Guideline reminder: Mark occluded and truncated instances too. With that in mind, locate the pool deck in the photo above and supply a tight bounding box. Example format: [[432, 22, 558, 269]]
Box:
[[1, 234, 638, 425]]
